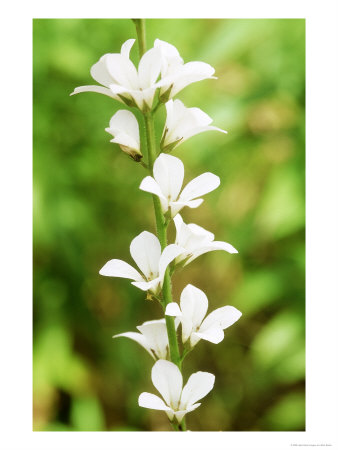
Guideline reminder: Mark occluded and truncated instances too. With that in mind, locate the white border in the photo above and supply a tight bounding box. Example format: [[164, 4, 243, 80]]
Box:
[[1, 1, 338, 449]]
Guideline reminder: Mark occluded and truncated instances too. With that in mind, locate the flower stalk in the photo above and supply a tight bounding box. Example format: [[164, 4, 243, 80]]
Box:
[[72, 18, 242, 432], [137, 22, 181, 371]]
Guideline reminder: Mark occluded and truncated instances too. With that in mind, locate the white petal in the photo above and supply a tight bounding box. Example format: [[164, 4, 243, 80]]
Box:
[[180, 125, 227, 144], [174, 217, 209, 262], [121, 39, 135, 59], [151, 360, 182, 410], [169, 199, 203, 217], [158, 244, 185, 284], [154, 39, 183, 63], [113, 332, 155, 359], [180, 372, 215, 410], [170, 61, 215, 97], [130, 231, 161, 279], [153, 154, 184, 202], [99, 259, 143, 281], [139, 176, 167, 201], [164, 101, 209, 146], [108, 133, 140, 156], [186, 240, 238, 265], [106, 54, 139, 89], [192, 327, 224, 345], [109, 84, 145, 109], [164, 99, 175, 133], [138, 47, 162, 89], [187, 223, 214, 241], [180, 284, 208, 343], [90, 55, 115, 87], [137, 320, 169, 360], [70, 85, 120, 100], [138, 392, 172, 411], [189, 107, 213, 126], [174, 403, 201, 423], [106, 110, 140, 147], [201, 305, 242, 332], [173, 213, 184, 237], [165, 302, 182, 317], [179, 172, 220, 202], [131, 277, 161, 293]]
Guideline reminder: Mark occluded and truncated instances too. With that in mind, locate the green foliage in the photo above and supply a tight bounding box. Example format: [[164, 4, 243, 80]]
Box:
[[33, 18, 305, 431]]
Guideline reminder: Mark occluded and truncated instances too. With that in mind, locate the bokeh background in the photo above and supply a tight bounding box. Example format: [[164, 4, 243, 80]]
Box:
[[33, 18, 305, 431]]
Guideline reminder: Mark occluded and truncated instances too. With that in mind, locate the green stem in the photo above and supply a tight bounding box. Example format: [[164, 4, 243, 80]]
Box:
[[133, 19, 146, 58], [143, 111, 181, 369], [134, 20, 181, 368], [134, 17, 185, 431]]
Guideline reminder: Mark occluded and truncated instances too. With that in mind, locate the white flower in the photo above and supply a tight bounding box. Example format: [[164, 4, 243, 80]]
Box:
[[138, 359, 215, 423], [139, 154, 220, 218], [105, 110, 142, 161], [154, 39, 216, 102], [165, 284, 242, 347], [71, 39, 162, 111], [173, 214, 238, 267], [99, 231, 184, 294], [114, 319, 170, 360], [161, 99, 227, 152]]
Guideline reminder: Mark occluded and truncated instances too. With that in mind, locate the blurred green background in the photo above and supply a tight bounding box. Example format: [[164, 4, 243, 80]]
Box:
[[33, 18, 305, 431]]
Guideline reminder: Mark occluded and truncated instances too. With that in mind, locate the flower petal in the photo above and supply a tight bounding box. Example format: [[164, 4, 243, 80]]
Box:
[[138, 47, 162, 89], [139, 176, 167, 201], [90, 55, 115, 87], [158, 244, 185, 284], [99, 259, 143, 281], [154, 39, 183, 65], [186, 240, 238, 265], [163, 101, 210, 146], [137, 320, 169, 360], [113, 332, 155, 359], [106, 110, 140, 147], [170, 61, 216, 97], [174, 403, 201, 423], [106, 53, 139, 89], [201, 305, 242, 332], [163, 99, 175, 133], [151, 360, 182, 410], [180, 284, 208, 343], [130, 231, 161, 279], [180, 371, 215, 410], [165, 302, 182, 317], [181, 125, 227, 143], [187, 223, 214, 241], [138, 392, 172, 411], [70, 85, 120, 100], [173, 213, 184, 237], [192, 327, 224, 345], [121, 39, 135, 59], [169, 199, 204, 217], [153, 154, 184, 202], [131, 277, 161, 293], [179, 172, 220, 202], [108, 133, 140, 157]]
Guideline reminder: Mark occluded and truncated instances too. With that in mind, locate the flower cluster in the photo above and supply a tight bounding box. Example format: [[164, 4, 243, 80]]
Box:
[[73, 33, 242, 431], [71, 39, 227, 161]]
